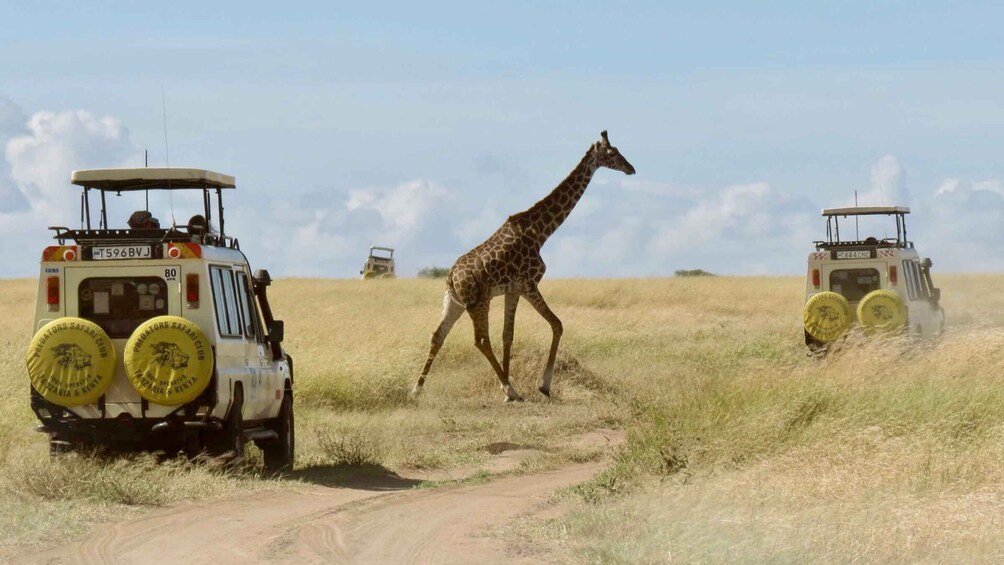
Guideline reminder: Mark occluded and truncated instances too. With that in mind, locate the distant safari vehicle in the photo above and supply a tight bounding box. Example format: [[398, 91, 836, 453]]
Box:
[[360, 246, 396, 279], [27, 168, 294, 474], [803, 206, 944, 350]]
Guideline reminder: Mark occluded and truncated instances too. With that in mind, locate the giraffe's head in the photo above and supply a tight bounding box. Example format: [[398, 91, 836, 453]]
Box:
[[590, 130, 636, 175]]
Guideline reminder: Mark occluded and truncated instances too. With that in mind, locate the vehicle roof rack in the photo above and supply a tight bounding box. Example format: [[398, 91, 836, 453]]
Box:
[[71, 168, 235, 191], [816, 205, 913, 251], [821, 206, 910, 216], [67, 167, 236, 246]]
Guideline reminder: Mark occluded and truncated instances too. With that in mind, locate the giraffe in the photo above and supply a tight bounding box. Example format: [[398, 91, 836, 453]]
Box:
[[413, 130, 636, 402]]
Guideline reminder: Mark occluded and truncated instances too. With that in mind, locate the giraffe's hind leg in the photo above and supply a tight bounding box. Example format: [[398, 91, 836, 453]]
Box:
[[413, 290, 465, 396], [501, 292, 519, 380], [523, 285, 562, 397], [469, 299, 523, 402]]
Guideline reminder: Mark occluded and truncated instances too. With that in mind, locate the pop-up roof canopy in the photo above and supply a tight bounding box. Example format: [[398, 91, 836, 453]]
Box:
[[71, 168, 236, 191], [57, 167, 237, 245], [822, 206, 910, 216], [816, 206, 912, 250]]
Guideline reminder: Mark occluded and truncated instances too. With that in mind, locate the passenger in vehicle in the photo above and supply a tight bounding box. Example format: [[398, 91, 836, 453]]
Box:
[[128, 210, 161, 230], [187, 214, 208, 237]]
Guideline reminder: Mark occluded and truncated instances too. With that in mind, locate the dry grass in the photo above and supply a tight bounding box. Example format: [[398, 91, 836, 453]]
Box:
[[2, 274, 1004, 562]]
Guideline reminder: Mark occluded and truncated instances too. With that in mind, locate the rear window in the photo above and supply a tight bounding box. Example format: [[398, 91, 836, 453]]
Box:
[[829, 268, 881, 302], [78, 277, 169, 338]]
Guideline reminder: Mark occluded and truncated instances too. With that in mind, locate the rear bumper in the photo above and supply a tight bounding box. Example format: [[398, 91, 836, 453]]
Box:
[[31, 387, 221, 448]]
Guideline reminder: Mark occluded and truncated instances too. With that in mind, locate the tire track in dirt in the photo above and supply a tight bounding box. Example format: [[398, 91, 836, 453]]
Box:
[[263, 462, 604, 564], [16, 430, 623, 565]]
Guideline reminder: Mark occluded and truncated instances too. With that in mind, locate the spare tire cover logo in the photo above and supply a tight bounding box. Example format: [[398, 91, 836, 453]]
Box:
[[152, 342, 190, 369], [52, 343, 93, 369]]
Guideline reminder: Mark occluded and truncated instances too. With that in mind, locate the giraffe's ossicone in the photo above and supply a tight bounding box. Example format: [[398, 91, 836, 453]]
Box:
[[415, 130, 636, 403]]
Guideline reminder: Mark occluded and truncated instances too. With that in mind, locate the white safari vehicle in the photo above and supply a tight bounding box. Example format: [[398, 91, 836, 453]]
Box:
[[360, 246, 396, 279], [26, 168, 294, 473], [803, 206, 945, 350]]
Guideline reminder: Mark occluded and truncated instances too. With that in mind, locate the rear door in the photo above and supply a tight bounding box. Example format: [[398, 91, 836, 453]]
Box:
[[823, 263, 883, 317], [64, 265, 182, 405]]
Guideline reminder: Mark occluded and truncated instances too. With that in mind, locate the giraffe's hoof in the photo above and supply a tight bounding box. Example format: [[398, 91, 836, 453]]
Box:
[[538, 386, 551, 397], [410, 385, 423, 397], [504, 395, 524, 403]]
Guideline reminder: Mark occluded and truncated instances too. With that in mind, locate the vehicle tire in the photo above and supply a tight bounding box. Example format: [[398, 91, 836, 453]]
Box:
[[124, 316, 214, 406], [803, 292, 852, 343], [208, 388, 245, 461], [260, 394, 294, 476], [857, 289, 907, 335], [27, 318, 117, 407]]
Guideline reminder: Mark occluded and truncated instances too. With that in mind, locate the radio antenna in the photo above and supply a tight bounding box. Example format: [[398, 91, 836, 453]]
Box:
[[854, 190, 859, 240], [161, 85, 176, 226], [144, 149, 149, 211]]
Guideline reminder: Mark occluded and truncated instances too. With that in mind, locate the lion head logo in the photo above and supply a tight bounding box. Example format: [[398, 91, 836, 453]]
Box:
[[151, 342, 190, 370], [52, 343, 93, 370], [870, 305, 894, 321]]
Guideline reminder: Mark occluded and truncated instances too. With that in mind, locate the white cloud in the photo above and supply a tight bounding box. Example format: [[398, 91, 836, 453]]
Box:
[[852, 154, 909, 207], [0, 96, 29, 213], [538, 178, 817, 277], [0, 101, 141, 276], [924, 177, 1004, 271], [7, 109, 139, 217], [346, 179, 451, 242]]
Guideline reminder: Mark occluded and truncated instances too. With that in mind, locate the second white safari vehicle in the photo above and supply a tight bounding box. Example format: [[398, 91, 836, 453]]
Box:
[[26, 168, 294, 473], [803, 206, 945, 350], [360, 246, 396, 279]]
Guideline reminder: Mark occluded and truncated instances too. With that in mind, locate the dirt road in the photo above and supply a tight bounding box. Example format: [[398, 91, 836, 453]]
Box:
[[17, 430, 623, 564]]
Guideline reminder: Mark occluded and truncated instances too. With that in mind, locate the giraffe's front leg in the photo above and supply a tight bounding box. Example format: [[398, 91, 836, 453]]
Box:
[[469, 300, 523, 402], [523, 286, 562, 397]]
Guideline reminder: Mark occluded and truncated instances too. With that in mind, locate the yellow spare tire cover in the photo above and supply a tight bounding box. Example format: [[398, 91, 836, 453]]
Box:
[[124, 316, 214, 405], [803, 292, 852, 342], [26, 318, 116, 407], [857, 290, 907, 335]]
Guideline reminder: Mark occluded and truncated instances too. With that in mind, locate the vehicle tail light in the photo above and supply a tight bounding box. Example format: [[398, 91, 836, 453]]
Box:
[[46, 276, 60, 310], [167, 242, 202, 259], [186, 273, 200, 306], [812, 269, 820, 288], [889, 265, 898, 284], [42, 245, 78, 262]]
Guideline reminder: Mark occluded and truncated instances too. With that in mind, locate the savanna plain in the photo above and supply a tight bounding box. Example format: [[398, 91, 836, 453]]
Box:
[[2, 274, 1004, 563]]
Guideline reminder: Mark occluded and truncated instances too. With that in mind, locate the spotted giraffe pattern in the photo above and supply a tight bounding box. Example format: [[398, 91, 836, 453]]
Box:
[[415, 131, 636, 402]]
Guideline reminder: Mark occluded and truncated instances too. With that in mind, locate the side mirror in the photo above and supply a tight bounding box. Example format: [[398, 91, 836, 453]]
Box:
[[932, 288, 941, 303], [253, 269, 273, 287], [267, 320, 285, 344]]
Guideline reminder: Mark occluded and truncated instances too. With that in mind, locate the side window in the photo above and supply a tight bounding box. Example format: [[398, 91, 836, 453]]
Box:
[[236, 272, 261, 341], [210, 266, 242, 338], [912, 262, 929, 298], [902, 260, 917, 300]]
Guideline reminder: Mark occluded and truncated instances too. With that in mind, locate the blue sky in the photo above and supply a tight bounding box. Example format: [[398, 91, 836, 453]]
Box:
[[2, 1, 1004, 277]]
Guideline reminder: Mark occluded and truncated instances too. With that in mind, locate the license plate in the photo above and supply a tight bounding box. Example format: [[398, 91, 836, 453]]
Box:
[[835, 250, 871, 260], [92, 245, 152, 260]]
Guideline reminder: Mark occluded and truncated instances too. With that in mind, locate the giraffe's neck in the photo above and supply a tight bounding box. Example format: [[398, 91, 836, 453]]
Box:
[[517, 151, 598, 247]]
